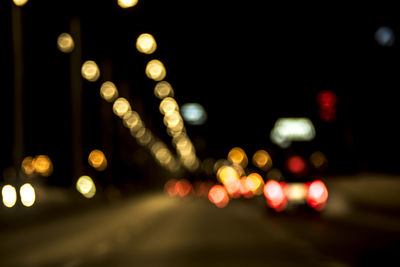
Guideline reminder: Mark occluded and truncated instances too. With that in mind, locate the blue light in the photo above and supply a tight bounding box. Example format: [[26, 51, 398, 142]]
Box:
[[181, 103, 207, 125], [375, 26, 395, 47]]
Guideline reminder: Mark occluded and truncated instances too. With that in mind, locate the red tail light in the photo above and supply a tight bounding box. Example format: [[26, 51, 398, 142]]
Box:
[[263, 180, 287, 211], [208, 185, 229, 208], [306, 180, 328, 210]]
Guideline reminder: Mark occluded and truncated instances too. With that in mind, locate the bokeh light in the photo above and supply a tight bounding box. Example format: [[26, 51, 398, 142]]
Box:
[[33, 155, 53, 177], [252, 150, 272, 171], [13, 0, 28, 6], [270, 117, 316, 148], [145, 59, 166, 81], [245, 173, 264, 196], [20, 183, 35, 207], [310, 151, 328, 170], [113, 97, 131, 117], [217, 165, 239, 185], [21, 156, 35, 175], [227, 147, 248, 168], [264, 180, 287, 211], [154, 81, 174, 99], [175, 179, 192, 198], [164, 179, 178, 197], [76, 176, 96, 198], [2, 185, 17, 208], [159, 97, 178, 115], [286, 156, 307, 175], [118, 0, 138, 8], [307, 180, 328, 210], [81, 60, 100, 82], [57, 33, 74, 53], [136, 33, 157, 54], [100, 81, 119, 102], [181, 103, 207, 126], [375, 26, 395, 47], [208, 185, 229, 208], [88, 149, 107, 171]]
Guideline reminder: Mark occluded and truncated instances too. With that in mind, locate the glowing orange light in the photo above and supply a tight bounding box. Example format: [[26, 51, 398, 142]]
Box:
[[245, 173, 264, 196], [164, 179, 178, 197], [88, 149, 107, 171], [227, 147, 248, 168], [307, 180, 328, 210], [175, 179, 192, 198], [239, 176, 254, 198], [264, 180, 287, 211], [217, 165, 239, 185], [33, 155, 53, 176], [21, 156, 35, 175], [286, 156, 306, 175], [252, 150, 272, 171], [208, 185, 229, 208]]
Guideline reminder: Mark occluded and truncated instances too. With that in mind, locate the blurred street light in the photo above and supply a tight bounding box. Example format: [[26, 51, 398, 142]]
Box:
[[118, 0, 138, 8], [136, 33, 157, 54], [81, 60, 100, 82], [13, 0, 28, 6], [88, 149, 107, 171], [154, 81, 174, 99], [181, 103, 207, 125], [113, 97, 131, 117], [145, 59, 166, 81], [57, 33, 75, 53], [100, 81, 119, 102], [76, 176, 96, 198]]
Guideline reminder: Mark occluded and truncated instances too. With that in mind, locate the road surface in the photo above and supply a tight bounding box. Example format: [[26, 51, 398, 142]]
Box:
[[1, 180, 400, 267]]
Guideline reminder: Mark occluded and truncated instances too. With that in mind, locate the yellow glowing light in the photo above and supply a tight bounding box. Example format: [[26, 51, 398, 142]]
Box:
[[100, 81, 119, 102], [136, 33, 157, 54], [88, 149, 107, 171], [118, 0, 138, 8], [227, 147, 248, 168], [163, 111, 182, 128], [145, 59, 166, 81], [123, 110, 142, 129], [246, 173, 264, 195], [2, 185, 17, 208], [57, 33, 74, 53], [113, 97, 131, 117], [154, 81, 174, 99], [21, 156, 35, 175], [33, 155, 53, 176], [285, 183, 307, 202], [137, 130, 152, 145], [252, 150, 272, 171], [13, 0, 28, 6], [217, 165, 239, 185], [159, 97, 178, 115], [81, 60, 100, 82], [76, 176, 96, 198], [310, 151, 327, 169], [20, 183, 35, 207]]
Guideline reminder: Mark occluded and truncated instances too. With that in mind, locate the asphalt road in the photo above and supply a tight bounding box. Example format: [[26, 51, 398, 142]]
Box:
[[1, 182, 400, 267]]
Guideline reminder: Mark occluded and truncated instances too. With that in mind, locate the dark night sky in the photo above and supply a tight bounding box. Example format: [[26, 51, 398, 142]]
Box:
[[2, 1, 400, 185]]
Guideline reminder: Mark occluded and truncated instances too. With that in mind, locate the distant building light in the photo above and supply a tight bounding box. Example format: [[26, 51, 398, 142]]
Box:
[[270, 118, 316, 148], [375, 26, 395, 47], [181, 103, 207, 125]]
